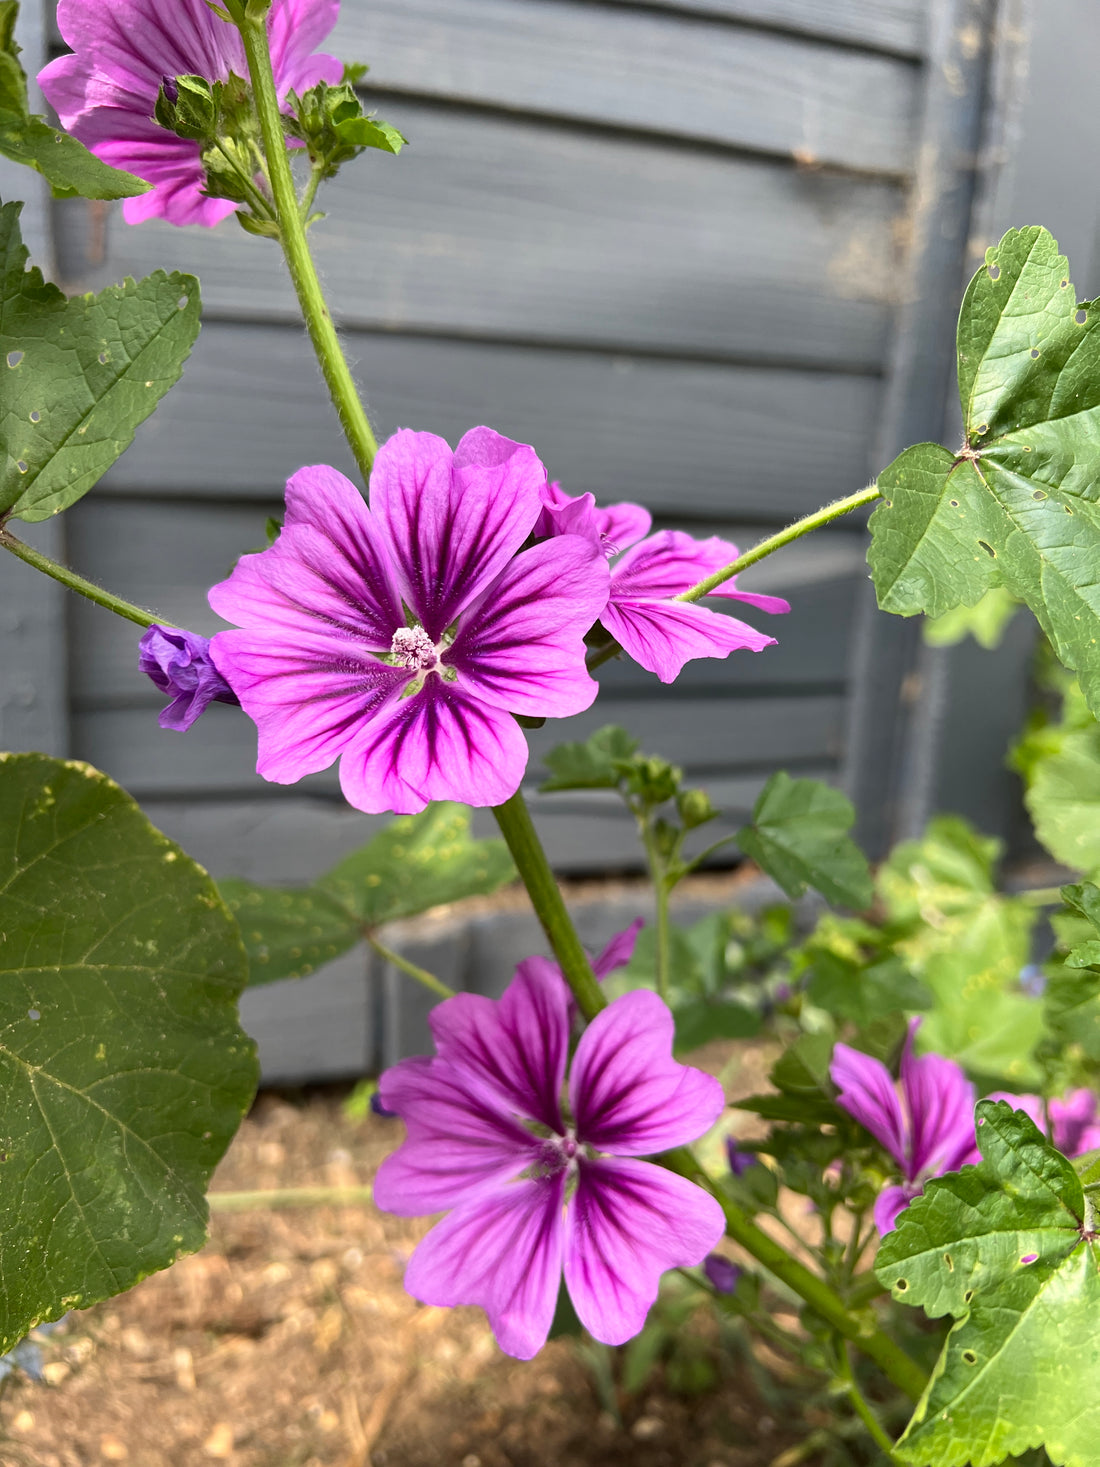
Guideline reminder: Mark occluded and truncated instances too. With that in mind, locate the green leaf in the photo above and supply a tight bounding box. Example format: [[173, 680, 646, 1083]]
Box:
[[0, 4, 149, 199], [806, 952, 932, 1026], [869, 227, 1100, 716], [0, 753, 256, 1352], [335, 116, 405, 154], [317, 803, 515, 926], [672, 997, 760, 1052], [540, 724, 639, 792], [770, 1031, 835, 1096], [218, 880, 360, 985], [0, 201, 200, 522], [218, 805, 515, 986], [736, 772, 873, 909], [1024, 724, 1100, 872], [1044, 966, 1100, 1064], [877, 1101, 1098, 1467], [923, 586, 1021, 649]]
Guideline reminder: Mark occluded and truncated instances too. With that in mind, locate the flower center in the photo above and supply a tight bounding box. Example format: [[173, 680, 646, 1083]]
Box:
[[390, 625, 439, 672]]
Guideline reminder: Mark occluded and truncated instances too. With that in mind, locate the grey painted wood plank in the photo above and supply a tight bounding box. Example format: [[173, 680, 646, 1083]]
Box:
[[0, 520, 70, 756], [66, 498, 862, 702], [94, 324, 882, 514], [73, 694, 843, 800], [589, 0, 925, 55], [336, 1, 918, 174], [239, 949, 374, 1085], [83, 106, 903, 367]]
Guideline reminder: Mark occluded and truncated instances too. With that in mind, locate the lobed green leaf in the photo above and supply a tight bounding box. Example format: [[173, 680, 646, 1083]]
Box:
[[0, 754, 256, 1353], [540, 724, 639, 792], [736, 772, 873, 909]]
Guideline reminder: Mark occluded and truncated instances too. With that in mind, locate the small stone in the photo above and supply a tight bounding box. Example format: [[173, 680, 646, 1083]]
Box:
[[462, 1456, 482, 1467], [42, 1360, 70, 1385], [173, 1346, 196, 1392], [202, 1422, 235, 1458], [100, 1434, 129, 1460], [257, 1141, 286, 1167], [319, 1410, 340, 1432], [631, 1416, 663, 1441], [12, 1410, 34, 1432]]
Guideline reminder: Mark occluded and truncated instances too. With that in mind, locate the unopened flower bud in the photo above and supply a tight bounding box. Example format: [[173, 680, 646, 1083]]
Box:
[[139, 625, 238, 732], [726, 1135, 756, 1177], [154, 73, 218, 142], [677, 787, 716, 829], [703, 1255, 742, 1295]]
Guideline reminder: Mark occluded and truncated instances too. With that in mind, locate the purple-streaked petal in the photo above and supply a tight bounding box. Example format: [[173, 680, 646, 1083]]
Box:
[[570, 990, 724, 1155], [337, 678, 531, 814], [594, 502, 652, 557], [268, 0, 342, 95], [209, 627, 406, 783], [611, 531, 790, 616], [533, 482, 602, 544], [830, 1042, 908, 1171], [902, 1027, 978, 1178], [874, 1183, 917, 1235], [601, 596, 776, 684], [209, 518, 402, 652], [446, 536, 609, 718], [370, 428, 546, 641], [403, 1175, 565, 1360], [564, 1158, 724, 1345], [429, 963, 571, 1131], [592, 919, 644, 978], [1049, 1090, 1100, 1155], [373, 1056, 540, 1215], [139, 624, 238, 731]]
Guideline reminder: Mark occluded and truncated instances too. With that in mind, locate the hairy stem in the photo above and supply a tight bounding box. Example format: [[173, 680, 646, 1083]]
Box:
[[238, 16, 379, 485], [838, 1343, 901, 1460], [367, 933, 456, 1000], [0, 528, 158, 628], [491, 790, 606, 1020], [586, 484, 882, 673]]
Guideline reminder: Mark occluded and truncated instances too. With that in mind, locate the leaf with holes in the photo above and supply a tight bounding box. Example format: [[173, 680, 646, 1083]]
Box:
[[0, 200, 199, 522], [736, 772, 872, 909], [0, 754, 256, 1352], [217, 881, 361, 985], [0, 2, 149, 200], [876, 1101, 1100, 1467], [869, 226, 1100, 717]]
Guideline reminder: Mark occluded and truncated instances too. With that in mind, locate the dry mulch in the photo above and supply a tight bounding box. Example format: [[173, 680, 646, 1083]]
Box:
[[0, 1070, 812, 1467]]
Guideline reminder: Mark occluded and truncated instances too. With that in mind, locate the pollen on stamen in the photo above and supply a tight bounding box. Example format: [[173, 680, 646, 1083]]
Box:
[[391, 625, 438, 671]]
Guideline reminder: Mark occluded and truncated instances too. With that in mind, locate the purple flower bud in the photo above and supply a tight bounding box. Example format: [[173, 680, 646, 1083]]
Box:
[[160, 74, 179, 105], [139, 625, 238, 732], [703, 1254, 742, 1294], [725, 1135, 756, 1177]]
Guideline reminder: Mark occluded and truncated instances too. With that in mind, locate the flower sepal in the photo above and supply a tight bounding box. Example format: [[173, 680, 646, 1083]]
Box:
[[284, 74, 406, 188]]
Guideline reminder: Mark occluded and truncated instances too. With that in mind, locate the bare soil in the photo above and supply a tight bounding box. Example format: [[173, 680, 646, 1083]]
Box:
[[0, 1080, 812, 1467]]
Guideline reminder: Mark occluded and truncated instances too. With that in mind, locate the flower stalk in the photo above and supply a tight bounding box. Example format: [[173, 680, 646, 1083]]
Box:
[[236, 12, 379, 486], [367, 933, 456, 1000], [0, 528, 159, 628]]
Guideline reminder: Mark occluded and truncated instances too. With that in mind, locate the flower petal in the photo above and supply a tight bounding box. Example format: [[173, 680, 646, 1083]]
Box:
[[373, 1056, 540, 1215], [370, 427, 545, 640], [1049, 1090, 1100, 1155], [337, 678, 532, 814], [611, 530, 790, 614], [403, 1175, 566, 1360], [592, 919, 644, 978], [447, 535, 608, 717], [902, 1026, 978, 1177], [600, 596, 776, 684], [873, 1183, 917, 1235], [830, 1042, 909, 1171], [209, 627, 407, 783], [429, 963, 571, 1131], [268, 0, 342, 95], [564, 1158, 724, 1345], [593, 502, 652, 556], [570, 990, 724, 1155]]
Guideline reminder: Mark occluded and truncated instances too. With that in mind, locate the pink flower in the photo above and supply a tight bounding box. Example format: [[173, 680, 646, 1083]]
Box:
[[208, 429, 609, 815], [985, 1089, 1100, 1157], [536, 482, 790, 683], [374, 960, 725, 1358], [831, 1021, 980, 1233], [39, 0, 342, 226]]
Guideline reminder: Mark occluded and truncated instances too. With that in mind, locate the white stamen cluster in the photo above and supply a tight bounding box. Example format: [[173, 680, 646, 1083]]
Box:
[[391, 625, 439, 671]]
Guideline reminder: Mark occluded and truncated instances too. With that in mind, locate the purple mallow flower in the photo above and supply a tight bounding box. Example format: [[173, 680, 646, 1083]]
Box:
[[514, 918, 644, 1005], [208, 429, 609, 815], [138, 624, 239, 731], [39, 0, 342, 227], [536, 482, 790, 683], [373, 960, 726, 1359], [703, 1254, 742, 1295], [831, 1021, 981, 1234]]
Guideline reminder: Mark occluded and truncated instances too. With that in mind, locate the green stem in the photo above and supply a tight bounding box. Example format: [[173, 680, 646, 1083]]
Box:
[[0, 528, 158, 628], [654, 874, 671, 1001], [237, 15, 379, 485], [208, 1186, 374, 1212], [586, 483, 882, 673], [491, 790, 606, 1020], [838, 1343, 901, 1460], [1017, 886, 1064, 907], [367, 933, 456, 1000], [664, 1149, 926, 1401]]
